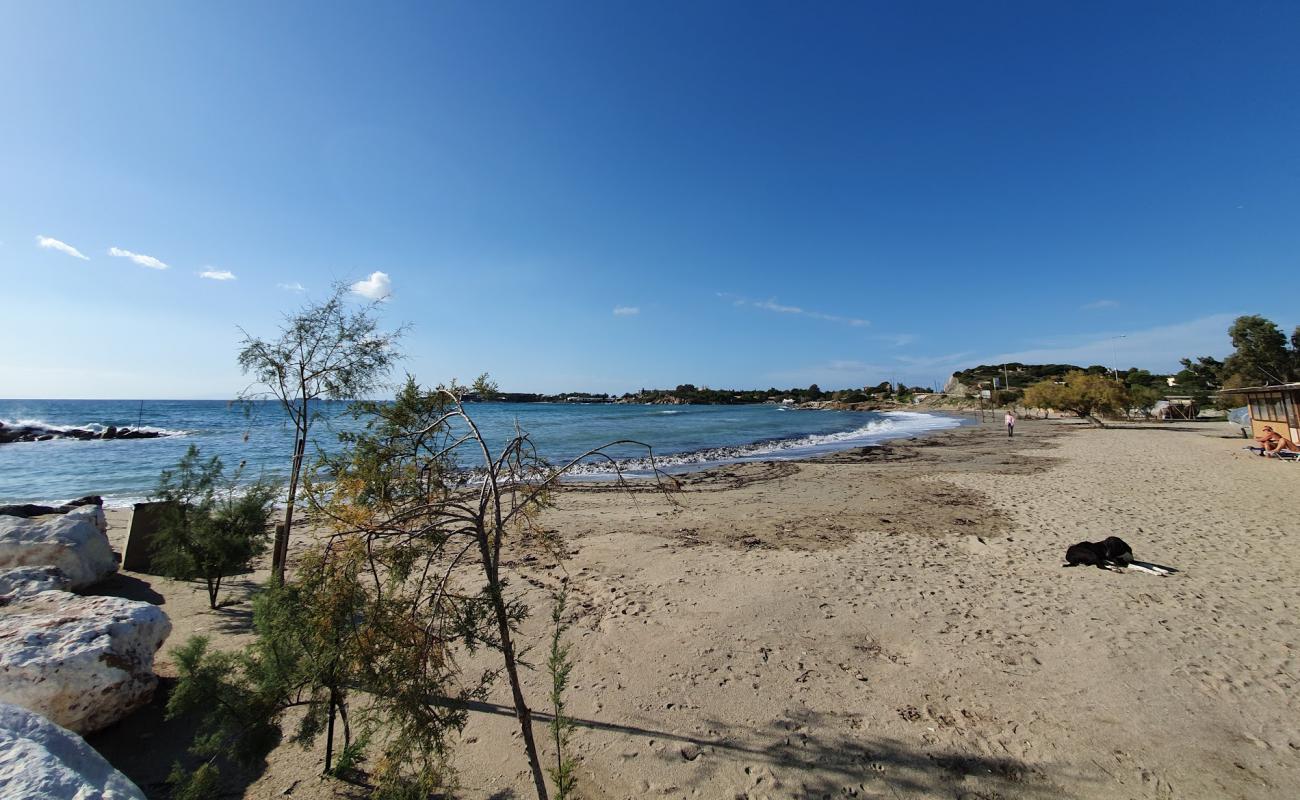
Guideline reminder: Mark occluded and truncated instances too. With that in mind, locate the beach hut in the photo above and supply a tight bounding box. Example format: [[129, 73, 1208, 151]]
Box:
[[1217, 383, 1300, 443]]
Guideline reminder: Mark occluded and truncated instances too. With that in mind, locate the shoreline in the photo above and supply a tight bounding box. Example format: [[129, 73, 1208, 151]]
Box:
[[1, 408, 973, 507]]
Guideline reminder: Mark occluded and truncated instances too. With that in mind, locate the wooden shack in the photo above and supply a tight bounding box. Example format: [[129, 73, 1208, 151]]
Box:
[[1218, 383, 1300, 443]]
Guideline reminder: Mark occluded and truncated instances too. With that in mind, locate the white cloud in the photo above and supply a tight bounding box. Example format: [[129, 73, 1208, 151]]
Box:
[[108, 246, 169, 270], [277, 282, 306, 292], [36, 235, 89, 260], [613, 306, 640, 316], [1082, 299, 1119, 311], [198, 269, 236, 281], [720, 293, 869, 327], [350, 271, 392, 301]]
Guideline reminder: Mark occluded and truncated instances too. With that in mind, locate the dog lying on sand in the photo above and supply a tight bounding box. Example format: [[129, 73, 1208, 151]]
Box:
[[1065, 537, 1174, 575]]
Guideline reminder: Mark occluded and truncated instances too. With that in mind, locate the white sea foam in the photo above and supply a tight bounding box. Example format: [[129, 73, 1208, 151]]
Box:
[[565, 410, 962, 478], [0, 418, 189, 437]]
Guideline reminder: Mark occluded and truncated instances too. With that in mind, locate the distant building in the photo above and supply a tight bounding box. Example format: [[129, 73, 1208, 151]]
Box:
[[1217, 383, 1300, 443]]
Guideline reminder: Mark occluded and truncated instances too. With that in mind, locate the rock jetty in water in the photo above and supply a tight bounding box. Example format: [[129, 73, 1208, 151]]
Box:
[[0, 421, 170, 444]]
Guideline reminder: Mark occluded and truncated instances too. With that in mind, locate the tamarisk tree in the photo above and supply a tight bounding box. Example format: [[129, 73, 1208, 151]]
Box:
[[312, 376, 672, 797], [170, 376, 672, 798], [237, 283, 403, 581]]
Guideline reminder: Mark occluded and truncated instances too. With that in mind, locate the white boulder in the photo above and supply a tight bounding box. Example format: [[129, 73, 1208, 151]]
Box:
[[0, 567, 72, 598], [0, 701, 145, 800], [0, 591, 171, 733], [0, 506, 117, 589]]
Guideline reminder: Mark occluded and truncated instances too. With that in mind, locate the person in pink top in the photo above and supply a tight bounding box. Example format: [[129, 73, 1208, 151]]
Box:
[[1005, 410, 1016, 437]]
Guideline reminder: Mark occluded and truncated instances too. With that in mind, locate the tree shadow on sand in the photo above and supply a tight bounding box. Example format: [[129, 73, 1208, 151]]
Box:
[[444, 701, 1092, 798]]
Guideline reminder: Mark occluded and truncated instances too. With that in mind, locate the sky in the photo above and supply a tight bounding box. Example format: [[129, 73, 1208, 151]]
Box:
[[2, 1, 1298, 398]]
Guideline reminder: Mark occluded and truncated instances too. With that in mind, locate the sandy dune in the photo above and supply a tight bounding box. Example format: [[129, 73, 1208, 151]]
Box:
[[90, 418, 1300, 799]]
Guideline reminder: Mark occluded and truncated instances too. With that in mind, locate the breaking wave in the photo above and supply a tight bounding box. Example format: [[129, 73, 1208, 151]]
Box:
[[564, 411, 961, 478], [0, 418, 189, 437]]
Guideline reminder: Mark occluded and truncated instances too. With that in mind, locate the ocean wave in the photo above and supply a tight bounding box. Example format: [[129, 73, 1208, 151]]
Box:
[[564, 411, 962, 477], [0, 418, 189, 437]]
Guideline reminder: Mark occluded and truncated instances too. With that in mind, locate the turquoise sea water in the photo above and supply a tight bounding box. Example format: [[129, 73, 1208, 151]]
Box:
[[0, 399, 964, 506]]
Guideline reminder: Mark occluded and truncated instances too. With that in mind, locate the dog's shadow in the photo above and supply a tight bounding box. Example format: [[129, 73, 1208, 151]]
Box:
[[1130, 559, 1179, 574]]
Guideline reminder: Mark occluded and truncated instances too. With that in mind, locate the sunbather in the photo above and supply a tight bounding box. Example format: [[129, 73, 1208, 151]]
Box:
[[1256, 426, 1298, 456]]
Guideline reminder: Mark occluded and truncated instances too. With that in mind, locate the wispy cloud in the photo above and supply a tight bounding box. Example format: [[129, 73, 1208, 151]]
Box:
[[985, 313, 1237, 371], [1082, 299, 1119, 311], [277, 282, 306, 292], [720, 293, 869, 327], [198, 268, 236, 281], [613, 306, 640, 316], [875, 333, 917, 347], [36, 235, 89, 260], [108, 246, 168, 270], [350, 271, 392, 301], [767, 354, 966, 389]]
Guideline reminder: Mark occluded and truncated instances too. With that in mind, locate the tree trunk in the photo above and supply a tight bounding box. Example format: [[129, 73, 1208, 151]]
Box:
[[325, 689, 336, 774], [478, 532, 549, 800], [274, 431, 307, 582]]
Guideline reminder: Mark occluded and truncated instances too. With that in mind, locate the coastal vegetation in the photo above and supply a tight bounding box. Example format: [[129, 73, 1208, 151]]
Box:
[[236, 284, 404, 582], [151, 445, 278, 609], [165, 374, 670, 798], [1011, 315, 1300, 420], [479, 382, 933, 406], [1179, 315, 1300, 401]]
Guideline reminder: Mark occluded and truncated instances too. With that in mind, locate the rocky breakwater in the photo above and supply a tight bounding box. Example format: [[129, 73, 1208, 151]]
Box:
[[0, 591, 172, 734], [0, 504, 117, 589], [0, 501, 172, 737], [0, 420, 171, 444]]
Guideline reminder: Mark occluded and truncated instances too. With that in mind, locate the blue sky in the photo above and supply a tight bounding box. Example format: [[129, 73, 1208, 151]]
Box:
[[2, 2, 1297, 398]]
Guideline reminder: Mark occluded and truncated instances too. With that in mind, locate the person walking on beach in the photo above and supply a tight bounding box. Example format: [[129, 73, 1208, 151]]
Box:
[[1005, 410, 1016, 438]]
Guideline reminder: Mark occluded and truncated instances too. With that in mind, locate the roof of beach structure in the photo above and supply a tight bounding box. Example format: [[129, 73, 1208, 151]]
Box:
[[1217, 382, 1300, 395]]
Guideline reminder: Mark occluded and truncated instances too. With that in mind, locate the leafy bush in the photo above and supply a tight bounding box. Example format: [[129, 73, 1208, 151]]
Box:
[[153, 445, 277, 608]]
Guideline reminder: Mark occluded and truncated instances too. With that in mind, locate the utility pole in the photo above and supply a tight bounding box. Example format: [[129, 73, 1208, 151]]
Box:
[[1111, 335, 1127, 381]]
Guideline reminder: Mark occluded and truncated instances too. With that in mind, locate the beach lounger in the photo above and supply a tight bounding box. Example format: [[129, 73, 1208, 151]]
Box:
[[1244, 446, 1300, 461]]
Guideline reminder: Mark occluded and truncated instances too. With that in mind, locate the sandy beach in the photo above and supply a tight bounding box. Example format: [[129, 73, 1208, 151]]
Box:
[[87, 417, 1300, 799]]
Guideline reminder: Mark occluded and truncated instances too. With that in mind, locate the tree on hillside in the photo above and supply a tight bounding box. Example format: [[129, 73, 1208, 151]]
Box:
[[237, 284, 404, 581]]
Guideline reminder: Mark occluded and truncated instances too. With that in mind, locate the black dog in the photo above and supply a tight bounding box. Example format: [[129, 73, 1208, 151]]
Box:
[[1065, 536, 1133, 568]]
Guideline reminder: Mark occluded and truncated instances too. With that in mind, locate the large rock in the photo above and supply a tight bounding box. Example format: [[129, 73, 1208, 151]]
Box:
[[0, 567, 71, 598], [0, 701, 145, 800], [0, 421, 168, 445], [0, 591, 171, 734], [0, 496, 103, 519], [0, 506, 117, 589]]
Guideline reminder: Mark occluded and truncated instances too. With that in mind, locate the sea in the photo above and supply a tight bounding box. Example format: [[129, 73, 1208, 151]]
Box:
[[0, 399, 965, 506]]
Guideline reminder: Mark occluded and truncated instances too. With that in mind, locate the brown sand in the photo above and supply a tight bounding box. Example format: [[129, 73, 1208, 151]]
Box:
[[87, 418, 1300, 799]]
